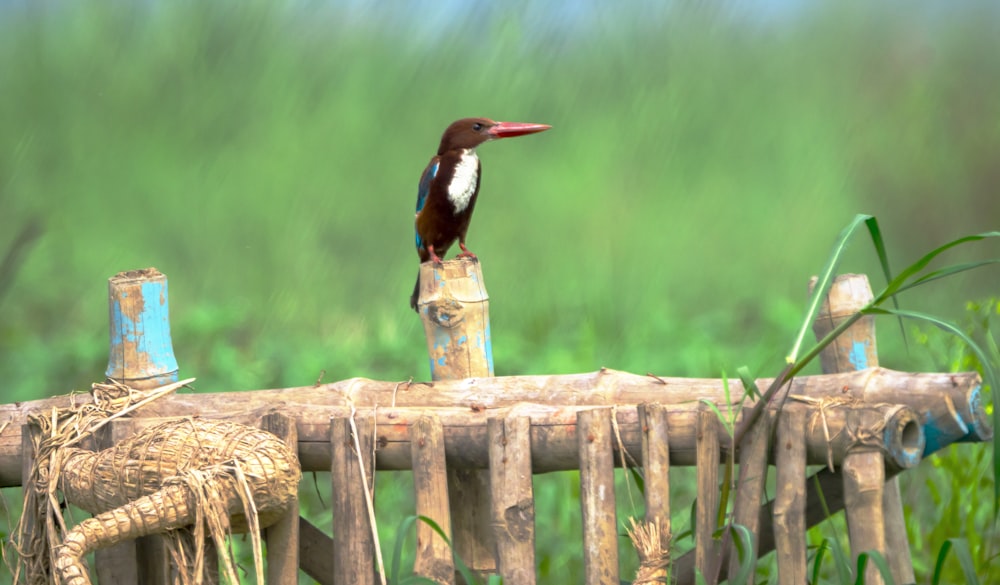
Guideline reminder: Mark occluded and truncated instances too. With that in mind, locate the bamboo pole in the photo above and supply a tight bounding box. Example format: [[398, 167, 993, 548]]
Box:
[[577, 408, 619, 585], [411, 415, 455, 584], [299, 517, 335, 585], [638, 403, 670, 549], [93, 423, 139, 585], [417, 258, 497, 581], [261, 411, 300, 585], [487, 415, 536, 584], [331, 415, 376, 585], [843, 450, 887, 585], [728, 410, 770, 584], [694, 407, 720, 582], [3, 370, 964, 486], [772, 408, 807, 585], [812, 273, 915, 584]]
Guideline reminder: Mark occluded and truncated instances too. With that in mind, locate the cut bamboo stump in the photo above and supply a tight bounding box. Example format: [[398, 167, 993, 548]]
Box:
[[411, 415, 456, 584], [487, 415, 536, 584], [577, 408, 619, 585], [416, 258, 497, 582], [331, 415, 376, 585], [812, 273, 914, 584], [105, 268, 179, 389]]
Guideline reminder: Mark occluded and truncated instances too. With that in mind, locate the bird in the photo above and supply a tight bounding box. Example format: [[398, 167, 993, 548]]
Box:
[[410, 117, 551, 311]]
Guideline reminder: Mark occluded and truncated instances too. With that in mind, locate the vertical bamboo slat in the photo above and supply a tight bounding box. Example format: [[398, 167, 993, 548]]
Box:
[[577, 408, 619, 585], [638, 403, 671, 549], [299, 517, 335, 585], [417, 258, 497, 581], [694, 407, 720, 582], [261, 411, 301, 585], [94, 423, 139, 585], [411, 415, 456, 584], [812, 273, 914, 584], [843, 450, 887, 585], [331, 415, 376, 585], [772, 408, 807, 585], [728, 410, 770, 584], [487, 415, 536, 584]]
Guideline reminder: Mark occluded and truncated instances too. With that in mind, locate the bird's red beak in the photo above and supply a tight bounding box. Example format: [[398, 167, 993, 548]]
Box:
[[488, 122, 552, 139]]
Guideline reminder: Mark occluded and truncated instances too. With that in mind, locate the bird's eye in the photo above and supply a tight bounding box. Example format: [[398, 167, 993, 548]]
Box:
[[472, 123, 484, 131]]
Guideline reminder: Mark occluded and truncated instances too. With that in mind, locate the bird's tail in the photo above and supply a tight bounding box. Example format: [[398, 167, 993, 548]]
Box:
[[409, 270, 420, 312]]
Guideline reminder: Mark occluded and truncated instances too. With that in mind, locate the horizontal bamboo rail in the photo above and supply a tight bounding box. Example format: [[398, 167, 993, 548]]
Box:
[[0, 367, 984, 487]]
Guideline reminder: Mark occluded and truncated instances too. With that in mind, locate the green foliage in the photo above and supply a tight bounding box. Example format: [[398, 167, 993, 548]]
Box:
[[1, 2, 999, 584]]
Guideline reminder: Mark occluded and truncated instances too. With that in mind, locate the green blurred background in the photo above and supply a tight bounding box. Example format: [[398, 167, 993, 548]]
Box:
[[1, 0, 997, 582]]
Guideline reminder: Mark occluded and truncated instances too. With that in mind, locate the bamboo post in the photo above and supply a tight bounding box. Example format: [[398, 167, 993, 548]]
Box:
[[20, 424, 43, 584], [105, 268, 179, 389], [331, 415, 376, 585], [728, 410, 770, 584], [772, 408, 807, 585], [261, 411, 301, 584], [487, 415, 536, 584], [843, 450, 887, 585], [812, 273, 915, 584], [93, 423, 139, 585], [638, 403, 671, 549], [411, 415, 456, 584], [416, 258, 496, 581], [694, 406, 720, 582], [577, 408, 619, 585], [103, 268, 181, 583]]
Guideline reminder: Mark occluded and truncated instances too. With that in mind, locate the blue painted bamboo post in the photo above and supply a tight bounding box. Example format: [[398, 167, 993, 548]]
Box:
[[811, 273, 914, 585], [415, 258, 497, 581], [100, 267, 180, 585], [105, 268, 179, 389]]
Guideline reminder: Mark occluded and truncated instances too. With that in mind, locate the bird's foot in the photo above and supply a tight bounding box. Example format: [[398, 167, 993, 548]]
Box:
[[457, 244, 477, 260]]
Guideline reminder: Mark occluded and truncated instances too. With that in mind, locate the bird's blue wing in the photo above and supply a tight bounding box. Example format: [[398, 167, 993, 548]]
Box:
[[416, 160, 438, 214], [415, 159, 438, 250]]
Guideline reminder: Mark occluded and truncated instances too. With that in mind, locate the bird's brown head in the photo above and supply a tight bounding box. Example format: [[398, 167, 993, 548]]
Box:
[[437, 117, 551, 154]]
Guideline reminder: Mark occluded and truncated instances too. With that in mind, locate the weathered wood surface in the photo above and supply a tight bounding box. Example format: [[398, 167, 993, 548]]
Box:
[[694, 407, 721, 581], [262, 412, 300, 585], [411, 415, 455, 584], [728, 409, 771, 585], [773, 409, 807, 585], [638, 403, 671, 548], [488, 415, 536, 585], [0, 368, 984, 486], [844, 449, 887, 585], [577, 408, 619, 585], [331, 416, 376, 585]]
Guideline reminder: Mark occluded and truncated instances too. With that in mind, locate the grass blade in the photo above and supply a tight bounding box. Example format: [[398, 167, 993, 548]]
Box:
[[391, 515, 421, 584], [932, 538, 980, 585], [416, 515, 480, 585], [827, 536, 854, 585], [897, 259, 1000, 294], [788, 213, 873, 363], [728, 523, 756, 585], [811, 539, 830, 585], [855, 551, 896, 585], [874, 231, 1000, 303]]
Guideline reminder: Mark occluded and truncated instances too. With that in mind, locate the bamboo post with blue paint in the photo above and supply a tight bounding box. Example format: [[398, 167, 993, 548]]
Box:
[[415, 257, 497, 580], [415, 258, 493, 380], [105, 268, 179, 389], [811, 273, 904, 585]]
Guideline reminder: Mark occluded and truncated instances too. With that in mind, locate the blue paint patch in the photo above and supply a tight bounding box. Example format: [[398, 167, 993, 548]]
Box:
[[484, 322, 494, 375], [106, 279, 178, 381], [848, 340, 868, 370], [457, 335, 467, 347]]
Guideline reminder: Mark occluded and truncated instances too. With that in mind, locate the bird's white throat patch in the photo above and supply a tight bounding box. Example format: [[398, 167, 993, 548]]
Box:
[[447, 150, 479, 213]]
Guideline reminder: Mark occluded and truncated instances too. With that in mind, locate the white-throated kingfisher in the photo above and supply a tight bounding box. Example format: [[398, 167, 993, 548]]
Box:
[[410, 117, 551, 311]]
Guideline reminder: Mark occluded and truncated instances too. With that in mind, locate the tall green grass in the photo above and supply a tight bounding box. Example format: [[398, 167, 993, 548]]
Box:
[[1, 1, 998, 583]]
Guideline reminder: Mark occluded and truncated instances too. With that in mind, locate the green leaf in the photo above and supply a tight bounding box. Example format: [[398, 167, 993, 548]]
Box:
[[874, 231, 1000, 303], [415, 515, 482, 585], [811, 539, 830, 585], [932, 538, 980, 585], [391, 515, 421, 584], [736, 365, 760, 401], [728, 524, 756, 585], [855, 551, 896, 585], [827, 536, 854, 585], [896, 259, 1000, 294]]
